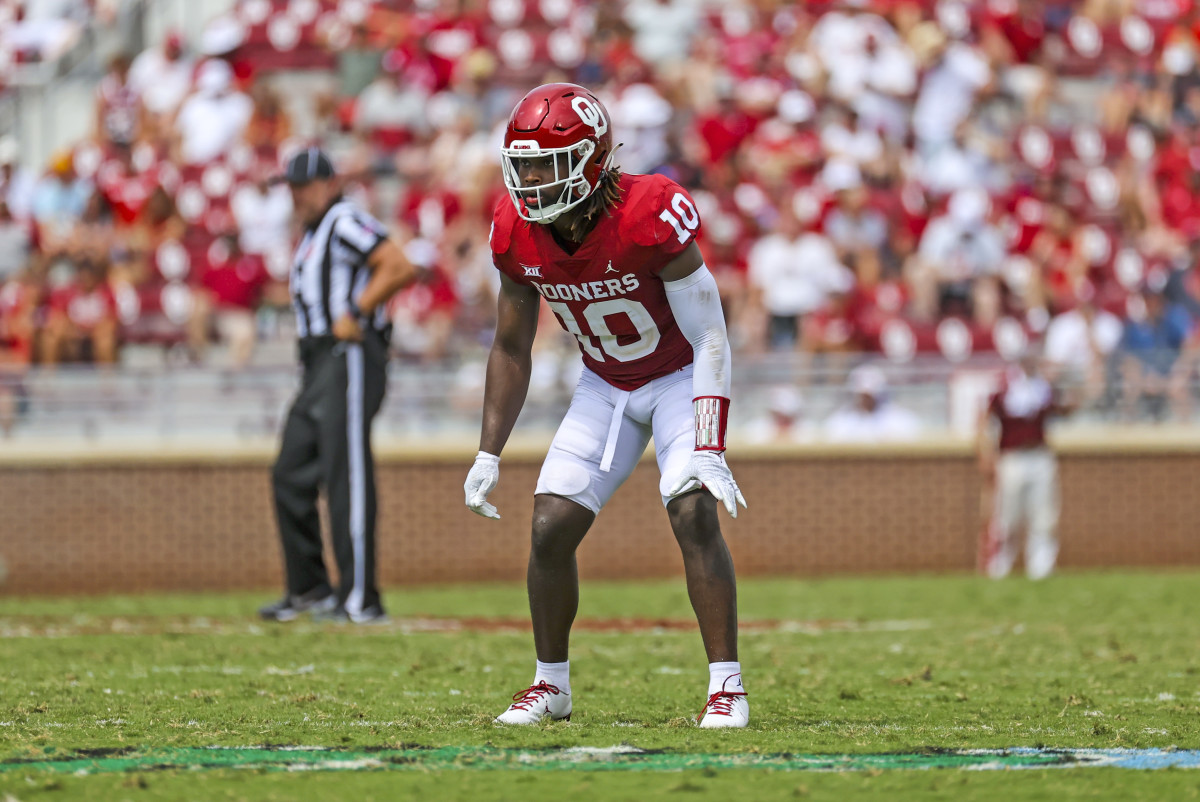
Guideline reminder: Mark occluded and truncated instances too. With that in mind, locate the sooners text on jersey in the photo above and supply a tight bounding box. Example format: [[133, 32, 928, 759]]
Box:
[[491, 173, 702, 390]]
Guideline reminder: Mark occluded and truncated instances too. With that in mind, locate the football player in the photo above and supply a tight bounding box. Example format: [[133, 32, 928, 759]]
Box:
[[977, 347, 1074, 580], [463, 83, 749, 728]]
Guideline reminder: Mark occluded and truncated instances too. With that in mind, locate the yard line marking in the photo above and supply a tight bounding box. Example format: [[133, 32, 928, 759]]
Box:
[[3, 746, 1199, 775], [0, 617, 933, 638]]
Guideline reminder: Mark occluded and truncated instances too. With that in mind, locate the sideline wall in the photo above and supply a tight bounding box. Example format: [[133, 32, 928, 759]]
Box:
[[1, 437, 1198, 595]]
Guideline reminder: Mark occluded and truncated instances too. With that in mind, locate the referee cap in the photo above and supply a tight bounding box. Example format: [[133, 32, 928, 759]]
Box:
[[279, 147, 335, 185]]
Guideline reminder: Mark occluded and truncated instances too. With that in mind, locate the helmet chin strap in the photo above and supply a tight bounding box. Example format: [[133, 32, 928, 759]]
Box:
[[595, 144, 623, 185], [526, 203, 567, 224], [602, 142, 623, 173]]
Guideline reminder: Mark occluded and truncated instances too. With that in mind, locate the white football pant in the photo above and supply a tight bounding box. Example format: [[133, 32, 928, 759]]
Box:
[[535, 364, 702, 513], [992, 448, 1060, 580]]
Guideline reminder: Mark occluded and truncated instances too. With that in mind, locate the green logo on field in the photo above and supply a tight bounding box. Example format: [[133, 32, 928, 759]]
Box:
[[3, 746, 1198, 775]]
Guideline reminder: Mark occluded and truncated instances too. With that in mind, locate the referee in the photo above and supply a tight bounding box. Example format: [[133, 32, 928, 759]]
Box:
[[259, 147, 417, 624]]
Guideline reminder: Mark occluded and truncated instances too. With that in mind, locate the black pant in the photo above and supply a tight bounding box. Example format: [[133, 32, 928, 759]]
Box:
[[272, 334, 388, 614]]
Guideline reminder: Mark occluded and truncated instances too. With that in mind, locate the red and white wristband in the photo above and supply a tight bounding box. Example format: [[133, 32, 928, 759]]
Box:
[[693, 396, 730, 452]]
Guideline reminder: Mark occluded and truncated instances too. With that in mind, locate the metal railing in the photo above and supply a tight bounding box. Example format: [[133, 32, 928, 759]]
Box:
[[2, 349, 1195, 443]]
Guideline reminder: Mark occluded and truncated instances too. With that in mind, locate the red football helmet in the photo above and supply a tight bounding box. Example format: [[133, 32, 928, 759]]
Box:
[[501, 83, 616, 223]]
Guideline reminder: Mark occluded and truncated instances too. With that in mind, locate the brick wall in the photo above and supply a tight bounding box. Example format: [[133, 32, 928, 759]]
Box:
[[2, 449, 1199, 595]]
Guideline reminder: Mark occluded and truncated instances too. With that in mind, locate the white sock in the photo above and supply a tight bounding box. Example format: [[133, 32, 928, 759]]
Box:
[[534, 660, 570, 695], [708, 661, 742, 696]]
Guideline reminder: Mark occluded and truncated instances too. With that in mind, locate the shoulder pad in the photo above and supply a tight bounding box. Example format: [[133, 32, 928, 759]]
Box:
[[490, 196, 518, 256], [624, 173, 700, 249]]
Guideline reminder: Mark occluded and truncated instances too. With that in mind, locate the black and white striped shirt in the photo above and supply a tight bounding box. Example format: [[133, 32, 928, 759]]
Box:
[[290, 198, 389, 338]]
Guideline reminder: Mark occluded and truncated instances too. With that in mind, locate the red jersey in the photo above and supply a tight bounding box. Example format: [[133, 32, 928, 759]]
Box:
[[988, 369, 1057, 451], [491, 173, 701, 391], [50, 283, 117, 331], [202, 253, 268, 311]]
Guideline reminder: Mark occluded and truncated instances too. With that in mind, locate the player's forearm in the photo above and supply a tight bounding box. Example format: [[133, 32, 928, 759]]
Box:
[[664, 264, 733, 450], [478, 344, 532, 456], [664, 265, 732, 397]]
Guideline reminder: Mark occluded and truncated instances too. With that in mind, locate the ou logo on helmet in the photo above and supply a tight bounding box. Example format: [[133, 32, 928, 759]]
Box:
[[572, 96, 608, 137]]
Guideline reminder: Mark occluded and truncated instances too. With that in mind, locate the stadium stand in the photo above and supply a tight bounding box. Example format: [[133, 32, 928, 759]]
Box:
[[2, 0, 1200, 436]]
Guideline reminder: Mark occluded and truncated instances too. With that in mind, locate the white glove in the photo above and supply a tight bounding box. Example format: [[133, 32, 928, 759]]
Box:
[[464, 451, 501, 519], [667, 451, 748, 518]]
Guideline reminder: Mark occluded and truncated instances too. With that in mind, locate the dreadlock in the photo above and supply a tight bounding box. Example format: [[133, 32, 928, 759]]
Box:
[[564, 167, 623, 242]]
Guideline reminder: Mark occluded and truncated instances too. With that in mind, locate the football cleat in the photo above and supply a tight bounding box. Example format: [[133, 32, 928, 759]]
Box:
[[258, 588, 336, 622], [312, 602, 389, 625], [986, 545, 1016, 580], [1026, 539, 1058, 581], [494, 681, 572, 725], [698, 674, 749, 729]]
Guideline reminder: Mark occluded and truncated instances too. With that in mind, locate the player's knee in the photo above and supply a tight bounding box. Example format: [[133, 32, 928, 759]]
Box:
[[668, 493, 721, 547], [530, 494, 592, 564], [530, 519, 574, 564]]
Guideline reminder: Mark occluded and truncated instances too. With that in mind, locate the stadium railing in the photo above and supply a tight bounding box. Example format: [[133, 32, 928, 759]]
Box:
[[2, 349, 1196, 445]]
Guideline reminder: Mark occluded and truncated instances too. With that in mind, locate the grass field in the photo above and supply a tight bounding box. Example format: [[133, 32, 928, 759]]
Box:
[[2, 571, 1199, 801]]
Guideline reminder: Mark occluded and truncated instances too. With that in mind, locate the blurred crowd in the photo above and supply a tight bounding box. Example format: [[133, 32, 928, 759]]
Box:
[[3, 0, 1200, 423]]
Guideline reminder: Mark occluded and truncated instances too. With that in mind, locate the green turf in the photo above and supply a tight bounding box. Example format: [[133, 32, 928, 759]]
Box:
[[2, 572, 1199, 800], [10, 766, 1200, 802]]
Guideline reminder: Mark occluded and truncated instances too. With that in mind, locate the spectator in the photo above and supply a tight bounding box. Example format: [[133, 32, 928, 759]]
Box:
[[129, 31, 194, 127], [199, 234, 270, 368], [1119, 283, 1193, 420], [124, 185, 186, 287], [743, 386, 811, 445], [353, 57, 433, 153], [1043, 283, 1123, 407], [0, 201, 31, 282], [824, 183, 888, 265], [66, 190, 116, 268], [388, 239, 458, 362], [820, 106, 886, 177], [1028, 203, 1088, 313], [244, 83, 293, 152], [0, 138, 36, 222], [690, 84, 757, 175], [13, 2, 1200, 376], [846, 247, 909, 347], [31, 150, 91, 259], [95, 53, 143, 148], [801, 278, 859, 355], [823, 364, 921, 443], [911, 25, 992, 153], [174, 59, 253, 165], [231, 165, 293, 273], [0, 268, 36, 435], [622, 0, 698, 67], [334, 24, 384, 99], [42, 261, 118, 366], [808, 0, 904, 94], [93, 142, 161, 229], [854, 33, 919, 143], [2, 0, 83, 65], [908, 188, 1007, 323], [917, 121, 1004, 196], [609, 82, 674, 175], [747, 209, 852, 350]]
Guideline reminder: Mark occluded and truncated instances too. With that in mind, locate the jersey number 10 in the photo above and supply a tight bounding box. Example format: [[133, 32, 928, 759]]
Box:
[[548, 298, 662, 363], [658, 193, 700, 244]]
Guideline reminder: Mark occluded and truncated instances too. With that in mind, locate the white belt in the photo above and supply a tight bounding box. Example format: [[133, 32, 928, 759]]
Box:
[[599, 390, 629, 473]]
